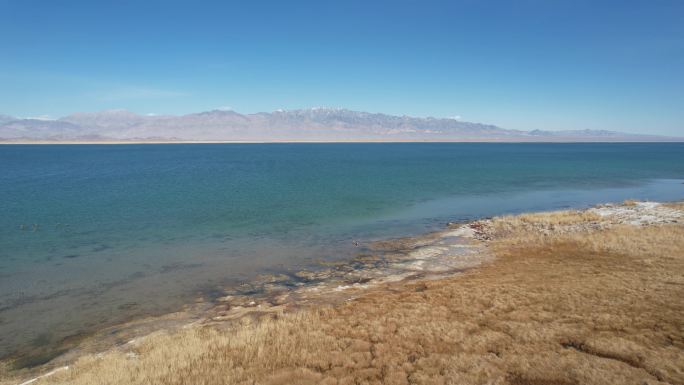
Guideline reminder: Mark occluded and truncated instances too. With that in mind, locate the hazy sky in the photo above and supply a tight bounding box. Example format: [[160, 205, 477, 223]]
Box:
[[1, 0, 683, 135]]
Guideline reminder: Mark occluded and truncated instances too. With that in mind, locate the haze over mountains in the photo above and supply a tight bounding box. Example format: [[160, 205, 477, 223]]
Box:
[[0, 108, 677, 142]]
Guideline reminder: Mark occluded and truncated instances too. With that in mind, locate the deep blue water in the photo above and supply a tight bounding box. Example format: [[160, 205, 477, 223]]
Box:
[[1, 143, 684, 357]]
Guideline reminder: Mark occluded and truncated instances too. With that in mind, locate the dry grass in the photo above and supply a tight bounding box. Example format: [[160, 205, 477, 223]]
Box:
[[5, 211, 684, 385], [623, 199, 639, 206], [0, 363, 10, 384], [665, 201, 684, 211], [505, 209, 602, 226], [483, 210, 603, 242]]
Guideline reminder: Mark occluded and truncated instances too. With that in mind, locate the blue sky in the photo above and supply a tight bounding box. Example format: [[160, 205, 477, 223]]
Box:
[[1, 0, 682, 135]]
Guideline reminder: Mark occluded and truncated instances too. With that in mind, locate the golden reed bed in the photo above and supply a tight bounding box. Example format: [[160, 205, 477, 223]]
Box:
[[2, 202, 683, 385]]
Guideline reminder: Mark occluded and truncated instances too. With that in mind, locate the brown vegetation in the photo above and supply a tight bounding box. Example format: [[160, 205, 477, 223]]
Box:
[[4, 209, 684, 385], [483, 210, 603, 241], [665, 201, 684, 211]]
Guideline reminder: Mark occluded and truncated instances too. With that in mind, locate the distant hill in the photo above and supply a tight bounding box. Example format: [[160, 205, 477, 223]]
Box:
[[0, 108, 679, 142], [0, 114, 16, 125]]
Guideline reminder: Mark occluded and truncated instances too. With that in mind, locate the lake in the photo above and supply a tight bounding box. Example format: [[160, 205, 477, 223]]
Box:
[[1, 142, 683, 358]]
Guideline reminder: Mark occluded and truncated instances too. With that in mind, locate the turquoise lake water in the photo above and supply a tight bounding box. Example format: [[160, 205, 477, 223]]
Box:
[[1, 143, 684, 358]]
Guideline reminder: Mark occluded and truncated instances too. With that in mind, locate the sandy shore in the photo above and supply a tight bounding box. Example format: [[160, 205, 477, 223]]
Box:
[[2, 201, 683, 385]]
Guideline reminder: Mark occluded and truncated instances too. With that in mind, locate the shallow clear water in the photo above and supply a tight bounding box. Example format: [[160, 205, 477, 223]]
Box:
[[1, 143, 684, 357]]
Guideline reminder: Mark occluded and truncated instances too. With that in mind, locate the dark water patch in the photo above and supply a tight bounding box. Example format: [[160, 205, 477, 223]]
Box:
[[200, 286, 232, 302], [92, 244, 111, 252], [128, 271, 146, 280], [92, 272, 148, 292], [210, 233, 231, 240], [0, 287, 81, 313], [62, 254, 80, 259], [159, 262, 203, 274], [117, 302, 139, 311], [31, 333, 52, 348], [11, 348, 67, 369], [0, 271, 157, 315], [7, 329, 91, 369]]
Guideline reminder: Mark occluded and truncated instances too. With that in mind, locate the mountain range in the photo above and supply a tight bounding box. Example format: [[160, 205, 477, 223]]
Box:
[[0, 108, 679, 142]]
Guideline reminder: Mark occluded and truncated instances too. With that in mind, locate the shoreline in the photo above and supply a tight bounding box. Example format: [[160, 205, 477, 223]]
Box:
[[1, 177, 682, 369], [2, 199, 683, 384], [2, 139, 684, 145], [1, 215, 491, 375]]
